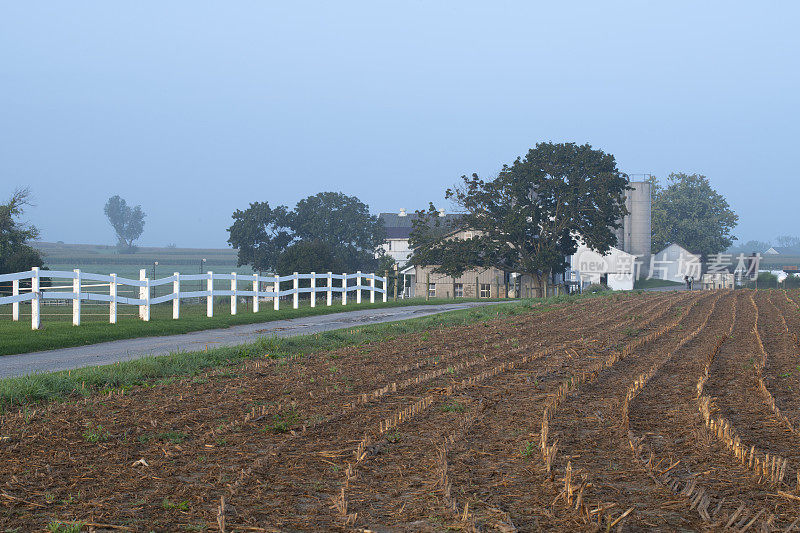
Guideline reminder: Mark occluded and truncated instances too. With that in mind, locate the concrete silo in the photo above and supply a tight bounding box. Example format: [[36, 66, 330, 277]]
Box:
[[614, 180, 652, 273]]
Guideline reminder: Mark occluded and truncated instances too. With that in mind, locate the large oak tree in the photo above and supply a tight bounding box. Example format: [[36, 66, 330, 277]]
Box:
[[410, 142, 630, 291], [227, 202, 293, 272], [291, 192, 385, 271], [649, 173, 738, 259], [227, 192, 385, 273]]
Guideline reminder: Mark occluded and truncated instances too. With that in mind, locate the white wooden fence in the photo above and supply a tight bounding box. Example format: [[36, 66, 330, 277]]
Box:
[[0, 268, 387, 330]]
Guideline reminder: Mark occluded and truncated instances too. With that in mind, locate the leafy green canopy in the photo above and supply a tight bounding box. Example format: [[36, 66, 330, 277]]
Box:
[[649, 173, 738, 259], [275, 240, 346, 274], [410, 142, 629, 281], [227, 202, 293, 272], [0, 188, 45, 275], [227, 192, 385, 273], [104, 195, 145, 251], [292, 192, 385, 271]]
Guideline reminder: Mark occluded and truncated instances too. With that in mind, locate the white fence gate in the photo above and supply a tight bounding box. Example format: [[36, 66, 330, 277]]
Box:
[[0, 268, 387, 330]]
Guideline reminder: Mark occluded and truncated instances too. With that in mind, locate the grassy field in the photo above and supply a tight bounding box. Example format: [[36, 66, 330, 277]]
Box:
[[633, 278, 685, 289], [31, 241, 254, 297], [0, 293, 608, 412], [0, 297, 501, 356]]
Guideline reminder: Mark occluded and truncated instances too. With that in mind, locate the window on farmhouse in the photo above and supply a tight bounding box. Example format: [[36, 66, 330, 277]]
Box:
[[428, 283, 436, 298], [479, 283, 490, 298], [454, 283, 463, 297]]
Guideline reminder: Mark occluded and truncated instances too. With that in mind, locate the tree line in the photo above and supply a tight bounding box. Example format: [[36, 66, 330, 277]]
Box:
[[2, 143, 741, 287]]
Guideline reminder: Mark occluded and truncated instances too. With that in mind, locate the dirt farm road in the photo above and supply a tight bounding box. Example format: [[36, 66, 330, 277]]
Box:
[[0, 302, 499, 379]]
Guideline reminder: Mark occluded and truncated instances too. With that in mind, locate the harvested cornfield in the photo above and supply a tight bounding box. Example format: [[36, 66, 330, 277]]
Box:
[[4, 290, 800, 531]]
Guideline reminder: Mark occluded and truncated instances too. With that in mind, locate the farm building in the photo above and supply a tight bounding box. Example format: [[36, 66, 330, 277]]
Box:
[[378, 209, 462, 266], [763, 246, 800, 256], [568, 243, 637, 291], [651, 243, 701, 283], [408, 225, 553, 298], [384, 179, 651, 296], [566, 179, 652, 291]]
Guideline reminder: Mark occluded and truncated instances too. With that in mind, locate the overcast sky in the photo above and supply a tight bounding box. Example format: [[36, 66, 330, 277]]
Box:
[[1, 2, 798, 248]]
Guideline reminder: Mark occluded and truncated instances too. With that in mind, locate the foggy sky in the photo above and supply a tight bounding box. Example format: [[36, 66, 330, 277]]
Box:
[[1, 2, 798, 248]]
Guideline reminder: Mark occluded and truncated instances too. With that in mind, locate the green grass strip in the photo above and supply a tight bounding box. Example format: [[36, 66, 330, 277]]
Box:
[[633, 278, 685, 289], [0, 297, 496, 356], [0, 293, 614, 413]]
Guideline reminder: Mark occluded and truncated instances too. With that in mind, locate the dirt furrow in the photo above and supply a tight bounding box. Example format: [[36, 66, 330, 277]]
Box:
[[704, 291, 800, 467], [0, 290, 730, 532], [225, 297, 688, 531], [624, 292, 800, 529], [220, 294, 692, 527], [538, 291, 716, 530], [425, 293, 709, 531], [763, 290, 800, 423]]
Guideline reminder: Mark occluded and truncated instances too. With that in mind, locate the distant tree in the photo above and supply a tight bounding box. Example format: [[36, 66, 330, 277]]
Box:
[[104, 195, 145, 252], [291, 192, 385, 271], [227, 201, 293, 272], [728, 239, 771, 255], [776, 235, 800, 249], [651, 173, 738, 259], [275, 240, 346, 275], [0, 188, 45, 279], [757, 271, 779, 288], [410, 142, 630, 292]]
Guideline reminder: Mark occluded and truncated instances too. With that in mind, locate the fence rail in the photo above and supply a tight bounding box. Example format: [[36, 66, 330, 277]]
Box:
[[0, 268, 387, 330]]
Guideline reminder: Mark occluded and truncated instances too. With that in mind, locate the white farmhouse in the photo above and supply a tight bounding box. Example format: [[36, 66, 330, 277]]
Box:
[[650, 243, 702, 284], [377, 208, 461, 266]]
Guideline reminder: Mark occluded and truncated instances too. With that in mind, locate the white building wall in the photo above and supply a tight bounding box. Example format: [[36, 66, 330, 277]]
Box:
[[650, 244, 701, 283], [570, 244, 636, 291], [378, 239, 413, 264]]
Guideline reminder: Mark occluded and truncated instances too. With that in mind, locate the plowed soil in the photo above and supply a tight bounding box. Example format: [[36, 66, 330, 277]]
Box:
[[3, 290, 800, 532]]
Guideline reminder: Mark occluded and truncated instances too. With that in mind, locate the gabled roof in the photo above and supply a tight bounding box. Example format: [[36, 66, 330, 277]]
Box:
[[379, 212, 463, 240], [765, 246, 800, 255]]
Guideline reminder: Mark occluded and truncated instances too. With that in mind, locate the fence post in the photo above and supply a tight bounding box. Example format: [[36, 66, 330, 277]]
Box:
[[356, 271, 362, 304], [207, 271, 214, 318], [72, 269, 82, 326], [293, 272, 299, 309], [231, 272, 237, 315], [252, 274, 259, 313], [173, 272, 180, 320], [12, 279, 19, 321], [110, 273, 118, 324], [30, 267, 41, 330], [342, 272, 347, 305], [426, 272, 430, 301], [273, 275, 280, 311], [310, 272, 316, 308], [327, 272, 333, 306], [370, 273, 375, 303], [393, 266, 398, 301], [144, 277, 151, 322], [139, 269, 147, 320], [383, 272, 388, 303]]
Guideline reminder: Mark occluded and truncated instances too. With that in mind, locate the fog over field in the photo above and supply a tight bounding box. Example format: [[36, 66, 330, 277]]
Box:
[[2, 2, 798, 248]]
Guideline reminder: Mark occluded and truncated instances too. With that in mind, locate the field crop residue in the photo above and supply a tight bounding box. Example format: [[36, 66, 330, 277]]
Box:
[[4, 290, 800, 531]]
